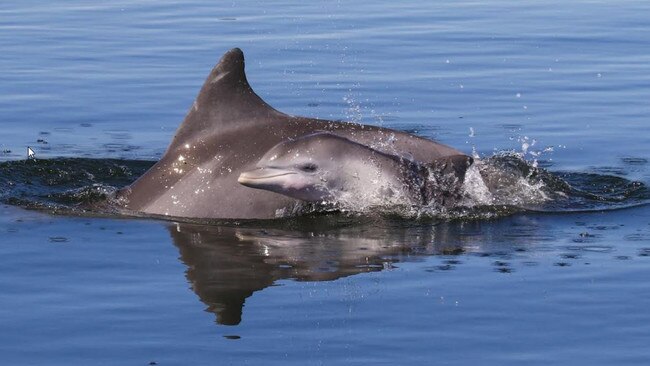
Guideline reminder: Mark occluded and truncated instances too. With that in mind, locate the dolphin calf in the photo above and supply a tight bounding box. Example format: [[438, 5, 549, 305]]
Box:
[[238, 132, 471, 209], [238, 132, 423, 206], [119, 48, 471, 219]]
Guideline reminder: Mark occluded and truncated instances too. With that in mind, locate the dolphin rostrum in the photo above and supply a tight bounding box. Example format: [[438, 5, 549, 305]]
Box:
[[119, 48, 471, 219]]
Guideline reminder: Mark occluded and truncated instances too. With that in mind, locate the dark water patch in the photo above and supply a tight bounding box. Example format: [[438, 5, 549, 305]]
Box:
[[0, 158, 154, 216], [49, 236, 68, 243], [621, 157, 648, 166], [443, 259, 462, 265], [561, 253, 581, 260], [439, 247, 465, 256], [492, 260, 513, 273]]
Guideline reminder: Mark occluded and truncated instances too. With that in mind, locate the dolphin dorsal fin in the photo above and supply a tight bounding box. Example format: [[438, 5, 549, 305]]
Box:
[[169, 48, 284, 149]]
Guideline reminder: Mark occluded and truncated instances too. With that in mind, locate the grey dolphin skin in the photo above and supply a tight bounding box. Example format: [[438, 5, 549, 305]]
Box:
[[238, 132, 471, 208], [120, 48, 471, 219]]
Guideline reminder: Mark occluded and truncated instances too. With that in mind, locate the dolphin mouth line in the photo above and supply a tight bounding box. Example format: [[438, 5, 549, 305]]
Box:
[[238, 171, 297, 182]]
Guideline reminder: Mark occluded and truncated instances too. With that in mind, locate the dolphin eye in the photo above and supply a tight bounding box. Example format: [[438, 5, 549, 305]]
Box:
[[299, 163, 318, 172]]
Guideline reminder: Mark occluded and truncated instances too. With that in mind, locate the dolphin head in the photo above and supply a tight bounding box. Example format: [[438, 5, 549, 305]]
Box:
[[238, 132, 389, 202], [238, 133, 347, 202]]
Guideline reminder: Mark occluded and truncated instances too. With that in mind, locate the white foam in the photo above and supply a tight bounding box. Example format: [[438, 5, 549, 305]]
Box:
[[461, 163, 493, 206]]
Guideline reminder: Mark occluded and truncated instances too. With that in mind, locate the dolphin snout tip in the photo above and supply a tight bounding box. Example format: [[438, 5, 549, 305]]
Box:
[[237, 171, 253, 185]]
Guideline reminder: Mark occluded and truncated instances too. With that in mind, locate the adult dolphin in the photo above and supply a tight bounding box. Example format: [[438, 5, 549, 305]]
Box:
[[119, 48, 470, 219]]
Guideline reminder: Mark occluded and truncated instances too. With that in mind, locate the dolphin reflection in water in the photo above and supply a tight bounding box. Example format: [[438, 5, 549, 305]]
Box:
[[167, 216, 544, 325]]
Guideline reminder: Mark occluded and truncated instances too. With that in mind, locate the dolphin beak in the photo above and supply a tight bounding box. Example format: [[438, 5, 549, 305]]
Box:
[[237, 168, 297, 187]]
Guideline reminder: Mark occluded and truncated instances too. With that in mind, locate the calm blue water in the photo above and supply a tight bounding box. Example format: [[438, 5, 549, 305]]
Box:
[[1, 1, 650, 365]]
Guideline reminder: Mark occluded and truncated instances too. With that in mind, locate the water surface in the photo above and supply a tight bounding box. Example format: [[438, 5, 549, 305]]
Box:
[[1, 1, 650, 365]]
